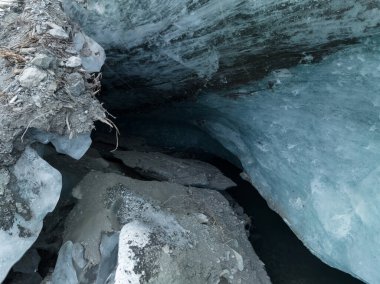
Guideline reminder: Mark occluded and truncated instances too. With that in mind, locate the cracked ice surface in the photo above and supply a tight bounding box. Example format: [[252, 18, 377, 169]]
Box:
[[139, 37, 380, 283], [0, 147, 62, 282]]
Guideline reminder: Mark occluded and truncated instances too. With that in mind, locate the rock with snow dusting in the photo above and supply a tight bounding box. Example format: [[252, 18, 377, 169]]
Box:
[[52, 171, 270, 284]]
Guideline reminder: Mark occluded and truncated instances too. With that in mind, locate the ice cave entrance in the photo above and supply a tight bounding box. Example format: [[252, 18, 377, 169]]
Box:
[[4, 0, 380, 283], [86, 92, 365, 284]]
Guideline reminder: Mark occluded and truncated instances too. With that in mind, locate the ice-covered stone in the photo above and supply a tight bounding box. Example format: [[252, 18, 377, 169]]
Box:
[[29, 128, 92, 160], [114, 150, 236, 190], [51, 242, 84, 284], [115, 221, 152, 284], [0, 147, 62, 282], [72, 32, 106, 72]]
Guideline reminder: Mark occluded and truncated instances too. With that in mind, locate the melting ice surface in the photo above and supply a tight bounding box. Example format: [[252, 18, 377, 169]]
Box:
[[133, 37, 380, 283]]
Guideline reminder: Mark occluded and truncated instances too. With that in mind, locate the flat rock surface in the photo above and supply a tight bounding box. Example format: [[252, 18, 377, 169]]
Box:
[[114, 150, 236, 190]]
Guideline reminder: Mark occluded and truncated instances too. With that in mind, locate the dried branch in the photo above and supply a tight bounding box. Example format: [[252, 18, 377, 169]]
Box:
[[0, 48, 25, 63]]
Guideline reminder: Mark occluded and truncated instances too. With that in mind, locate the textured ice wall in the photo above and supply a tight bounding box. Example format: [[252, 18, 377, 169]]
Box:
[[133, 37, 380, 283], [63, 0, 380, 108]]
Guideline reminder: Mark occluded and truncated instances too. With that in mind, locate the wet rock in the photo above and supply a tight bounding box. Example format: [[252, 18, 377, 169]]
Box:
[[39, 146, 113, 199], [114, 150, 236, 190], [18, 67, 47, 88]]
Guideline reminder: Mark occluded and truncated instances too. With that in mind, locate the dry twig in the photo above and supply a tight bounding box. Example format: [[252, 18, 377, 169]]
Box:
[[97, 116, 120, 152], [0, 48, 25, 63]]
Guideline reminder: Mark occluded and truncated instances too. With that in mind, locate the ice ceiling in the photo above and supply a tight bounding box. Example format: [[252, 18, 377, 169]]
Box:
[[62, 1, 380, 283]]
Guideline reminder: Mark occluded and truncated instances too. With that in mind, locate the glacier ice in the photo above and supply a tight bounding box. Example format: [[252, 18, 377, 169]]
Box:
[[63, 0, 380, 109], [0, 147, 62, 282], [29, 128, 92, 160], [124, 37, 380, 283], [72, 31, 106, 73], [51, 241, 87, 284]]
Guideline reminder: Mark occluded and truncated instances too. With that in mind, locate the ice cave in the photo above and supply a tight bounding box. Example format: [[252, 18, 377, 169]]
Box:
[[0, 0, 380, 283]]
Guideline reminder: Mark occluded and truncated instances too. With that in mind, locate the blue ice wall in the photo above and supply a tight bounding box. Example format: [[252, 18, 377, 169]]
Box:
[[129, 37, 380, 283]]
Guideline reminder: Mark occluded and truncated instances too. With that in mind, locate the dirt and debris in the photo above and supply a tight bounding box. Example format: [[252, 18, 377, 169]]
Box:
[[0, 0, 107, 166]]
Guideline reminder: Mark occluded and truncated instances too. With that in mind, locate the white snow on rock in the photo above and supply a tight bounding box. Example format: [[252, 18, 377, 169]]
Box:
[[115, 222, 151, 284]]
